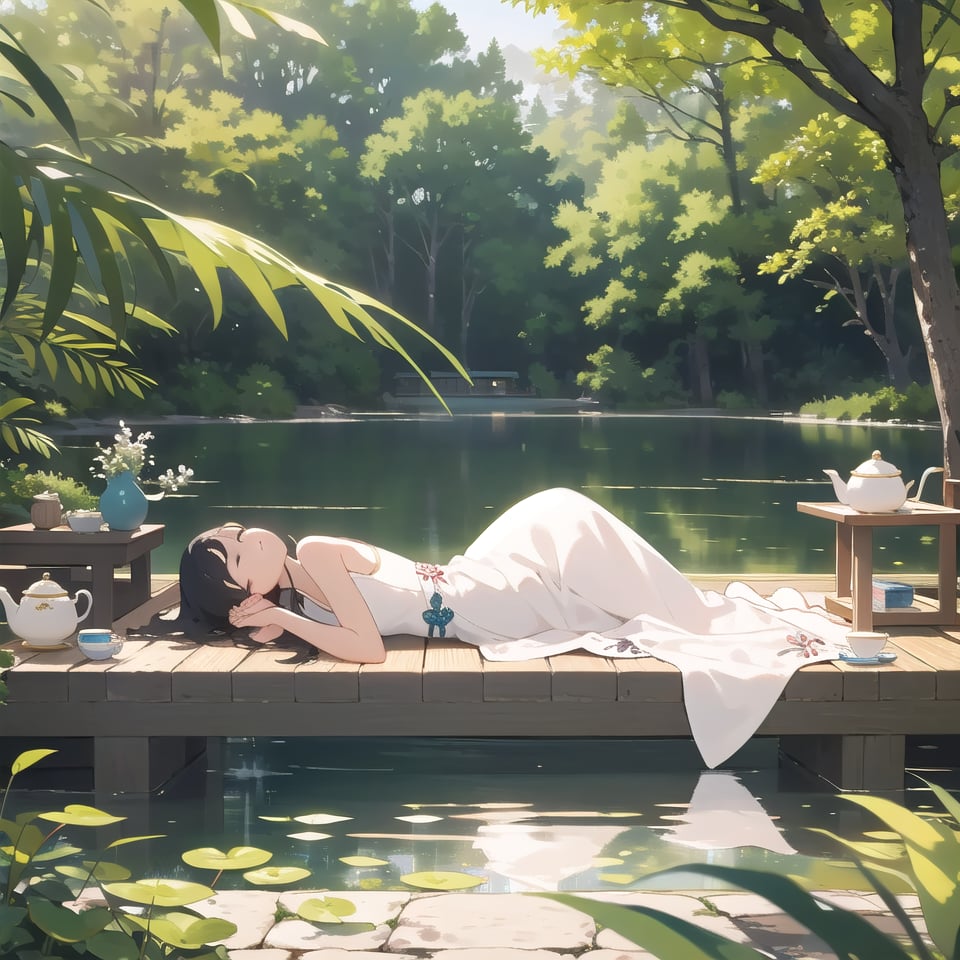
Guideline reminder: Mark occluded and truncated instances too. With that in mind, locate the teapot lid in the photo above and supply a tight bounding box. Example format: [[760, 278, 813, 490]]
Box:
[[851, 450, 901, 479], [23, 572, 68, 599]]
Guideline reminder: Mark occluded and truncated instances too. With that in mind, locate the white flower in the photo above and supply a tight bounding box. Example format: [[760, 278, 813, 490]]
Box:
[[91, 421, 195, 491]]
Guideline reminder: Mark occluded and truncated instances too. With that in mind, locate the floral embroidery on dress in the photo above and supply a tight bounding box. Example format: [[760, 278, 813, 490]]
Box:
[[777, 632, 826, 659], [416, 562, 455, 638], [605, 638, 644, 656]]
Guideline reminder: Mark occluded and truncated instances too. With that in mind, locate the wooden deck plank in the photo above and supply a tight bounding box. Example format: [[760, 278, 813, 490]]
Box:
[[423, 640, 483, 702], [3, 642, 83, 702], [231, 646, 301, 702], [548, 652, 617, 701], [172, 643, 252, 702], [887, 629, 960, 700], [783, 661, 843, 702], [359, 635, 424, 702], [481, 658, 552, 702], [68, 639, 152, 702], [105, 638, 198, 702], [614, 657, 682, 702], [295, 656, 361, 702]]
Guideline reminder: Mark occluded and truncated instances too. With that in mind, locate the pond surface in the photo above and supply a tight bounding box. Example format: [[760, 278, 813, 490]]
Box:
[[13, 412, 955, 897], [56, 413, 945, 576], [5, 735, 959, 896]]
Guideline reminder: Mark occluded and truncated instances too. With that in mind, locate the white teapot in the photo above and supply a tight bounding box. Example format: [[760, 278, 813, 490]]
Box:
[[823, 450, 943, 513], [0, 573, 92, 647]]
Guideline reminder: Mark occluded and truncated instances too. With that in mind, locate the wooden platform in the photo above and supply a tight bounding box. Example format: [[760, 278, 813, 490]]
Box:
[[2, 576, 959, 795]]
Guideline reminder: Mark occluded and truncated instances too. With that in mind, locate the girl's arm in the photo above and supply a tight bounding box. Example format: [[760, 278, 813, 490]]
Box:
[[229, 537, 385, 663]]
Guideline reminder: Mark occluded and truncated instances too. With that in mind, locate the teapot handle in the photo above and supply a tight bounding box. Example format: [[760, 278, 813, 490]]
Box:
[[74, 589, 93, 624]]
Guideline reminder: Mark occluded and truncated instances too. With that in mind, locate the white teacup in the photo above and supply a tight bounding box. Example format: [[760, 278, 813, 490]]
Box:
[[846, 631, 889, 659]]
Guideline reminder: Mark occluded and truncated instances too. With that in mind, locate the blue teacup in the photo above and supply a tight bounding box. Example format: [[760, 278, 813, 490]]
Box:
[[77, 628, 123, 660]]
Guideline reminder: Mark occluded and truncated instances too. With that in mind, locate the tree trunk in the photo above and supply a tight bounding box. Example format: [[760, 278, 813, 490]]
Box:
[[888, 138, 960, 478], [689, 331, 713, 406]]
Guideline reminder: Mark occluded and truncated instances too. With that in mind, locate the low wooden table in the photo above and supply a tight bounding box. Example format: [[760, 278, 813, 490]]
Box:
[[797, 501, 960, 632], [0, 523, 165, 629]]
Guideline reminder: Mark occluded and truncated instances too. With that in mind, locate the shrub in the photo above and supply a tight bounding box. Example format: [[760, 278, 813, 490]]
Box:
[[8, 469, 97, 512], [799, 383, 938, 422], [236, 363, 297, 418]]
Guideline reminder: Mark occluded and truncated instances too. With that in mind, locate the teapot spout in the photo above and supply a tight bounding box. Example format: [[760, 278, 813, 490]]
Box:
[[910, 466, 945, 503], [822, 468, 848, 504], [0, 586, 18, 624]]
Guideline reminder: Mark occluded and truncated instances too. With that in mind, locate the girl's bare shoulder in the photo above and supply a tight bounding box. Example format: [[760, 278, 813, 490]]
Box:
[[296, 536, 379, 573]]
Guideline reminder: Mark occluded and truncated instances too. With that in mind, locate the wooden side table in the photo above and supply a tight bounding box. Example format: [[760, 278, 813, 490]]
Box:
[[797, 501, 960, 631], [0, 523, 164, 629]]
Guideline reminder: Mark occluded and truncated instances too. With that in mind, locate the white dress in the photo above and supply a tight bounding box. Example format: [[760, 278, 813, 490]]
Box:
[[298, 488, 850, 768]]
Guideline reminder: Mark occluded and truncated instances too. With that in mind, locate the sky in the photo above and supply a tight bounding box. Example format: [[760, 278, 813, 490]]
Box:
[[407, 0, 564, 56]]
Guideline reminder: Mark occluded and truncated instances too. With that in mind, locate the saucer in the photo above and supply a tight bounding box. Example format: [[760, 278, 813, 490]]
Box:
[[838, 650, 897, 665], [20, 640, 72, 652]]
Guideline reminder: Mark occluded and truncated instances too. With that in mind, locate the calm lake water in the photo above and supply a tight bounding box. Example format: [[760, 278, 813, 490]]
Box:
[[10, 413, 955, 895], [55, 412, 945, 576]]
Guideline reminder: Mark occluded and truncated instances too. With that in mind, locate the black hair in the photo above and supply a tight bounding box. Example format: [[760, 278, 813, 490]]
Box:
[[132, 525, 313, 660], [177, 531, 248, 633]]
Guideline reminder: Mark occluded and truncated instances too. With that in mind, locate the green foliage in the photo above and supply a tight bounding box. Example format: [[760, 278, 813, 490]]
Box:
[[166, 362, 240, 417], [715, 390, 751, 410], [7, 469, 98, 512], [236, 364, 297, 418], [0, 748, 362, 957], [541, 775, 960, 959], [577, 345, 684, 409], [800, 383, 938, 422]]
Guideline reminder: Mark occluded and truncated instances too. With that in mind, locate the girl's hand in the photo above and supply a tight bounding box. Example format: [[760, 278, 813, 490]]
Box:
[[229, 594, 285, 643]]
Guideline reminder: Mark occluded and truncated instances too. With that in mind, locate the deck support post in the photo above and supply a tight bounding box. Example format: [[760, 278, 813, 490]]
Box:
[[781, 734, 905, 791], [94, 736, 207, 796]]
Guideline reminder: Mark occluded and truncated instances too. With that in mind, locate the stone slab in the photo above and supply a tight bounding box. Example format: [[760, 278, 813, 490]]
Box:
[[583, 891, 751, 950], [276, 889, 410, 926], [386, 892, 594, 952], [195, 890, 279, 950], [264, 919, 390, 952]]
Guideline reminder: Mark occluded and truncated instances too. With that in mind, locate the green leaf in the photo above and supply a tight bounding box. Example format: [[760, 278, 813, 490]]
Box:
[[400, 871, 486, 891], [242, 866, 311, 886], [84, 929, 141, 960], [179, 0, 221, 53], [36, 805, 125, 827], [339, 856, 389, 867], [536, 893, 768, 960], [122, 911, 236, 949], [296, 896, 356, 922], [181, 846, 272, 871], [0, 38, 80, 148], [10, 749, 57, 775], [635, 865, 915, 960], [103, 879, 214, 907], [56, 861, 131, 882], [26, 898, 112, 943]]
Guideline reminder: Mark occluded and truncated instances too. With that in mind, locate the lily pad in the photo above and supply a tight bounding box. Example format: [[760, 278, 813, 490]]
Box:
[[339, 856, 389, 867], [400, 871, 486, 891], [293, 813, 352, 825], [395, 815, 442, 824], [104, 878, 214, 907], [296, 896, 356, 923], [107, 835, 166, 849], [242, 866, 311, 886], [36, 805, 125, 827], [181, 846, 272, 871], [258, 816, 292, 822], [287, 832, 332, 842], [591, 857, 625, 868]]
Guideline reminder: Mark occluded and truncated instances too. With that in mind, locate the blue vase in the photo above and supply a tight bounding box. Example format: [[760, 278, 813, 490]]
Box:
[[99, 470, 149, 531]]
